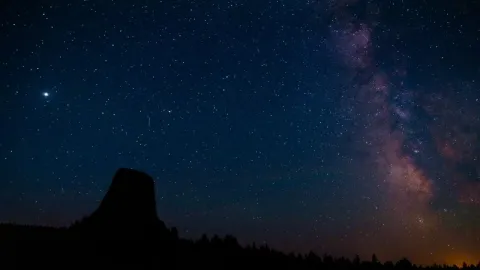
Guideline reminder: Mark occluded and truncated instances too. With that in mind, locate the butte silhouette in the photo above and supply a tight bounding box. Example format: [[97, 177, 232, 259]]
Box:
[[69, 168, 169, 266]]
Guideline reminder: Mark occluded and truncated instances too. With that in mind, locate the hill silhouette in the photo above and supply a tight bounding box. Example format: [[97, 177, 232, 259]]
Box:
[[0, 168, 478, 269]]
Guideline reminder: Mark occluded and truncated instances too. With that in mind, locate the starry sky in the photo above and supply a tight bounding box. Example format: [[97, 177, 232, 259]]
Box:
[[1, 0, 480, 266]]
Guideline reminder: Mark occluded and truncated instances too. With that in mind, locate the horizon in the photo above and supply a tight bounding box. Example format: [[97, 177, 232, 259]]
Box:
[[1, 167, 479, 267]]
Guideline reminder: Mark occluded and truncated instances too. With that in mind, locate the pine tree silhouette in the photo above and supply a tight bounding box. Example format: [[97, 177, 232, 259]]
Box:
[[0, 168, 474, 270]]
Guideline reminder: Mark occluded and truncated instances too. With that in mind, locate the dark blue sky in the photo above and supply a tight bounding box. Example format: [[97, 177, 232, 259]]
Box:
[[1, 0, 480, 265]]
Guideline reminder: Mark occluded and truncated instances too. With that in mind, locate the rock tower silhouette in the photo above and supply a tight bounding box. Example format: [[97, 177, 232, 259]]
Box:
[[90, 168, 158, 226], [70, 168, 167, 266], [76, 168, 166, 239]]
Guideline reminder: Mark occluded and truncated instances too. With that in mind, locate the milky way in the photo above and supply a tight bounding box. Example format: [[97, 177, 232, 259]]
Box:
[[325, 0, 480, 264]]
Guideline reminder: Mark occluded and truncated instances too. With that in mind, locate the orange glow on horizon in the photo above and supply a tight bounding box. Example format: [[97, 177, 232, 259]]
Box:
[[444, 253, 478, 267]]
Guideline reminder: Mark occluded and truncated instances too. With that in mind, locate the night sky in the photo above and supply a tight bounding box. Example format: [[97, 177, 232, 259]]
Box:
[[1, 0, 480, 265]]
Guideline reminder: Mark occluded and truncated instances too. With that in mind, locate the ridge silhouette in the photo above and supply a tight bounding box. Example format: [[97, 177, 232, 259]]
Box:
[[0, 168, 478, 269]]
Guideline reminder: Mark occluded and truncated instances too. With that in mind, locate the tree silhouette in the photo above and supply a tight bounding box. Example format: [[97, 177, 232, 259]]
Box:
[[354, 254, 361, 266], [396, 258, 413, 269], [0, 168, 476, 269]]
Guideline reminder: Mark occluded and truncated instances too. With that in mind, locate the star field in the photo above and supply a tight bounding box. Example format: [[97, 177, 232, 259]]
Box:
[[1, 0, 480, 266]]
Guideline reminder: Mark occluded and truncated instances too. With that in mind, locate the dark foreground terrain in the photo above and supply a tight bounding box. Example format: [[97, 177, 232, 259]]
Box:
[[0, 168, 477, 269]]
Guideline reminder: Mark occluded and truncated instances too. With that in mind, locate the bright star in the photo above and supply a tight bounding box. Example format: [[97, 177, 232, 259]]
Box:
[[43, 92, 49, 97]]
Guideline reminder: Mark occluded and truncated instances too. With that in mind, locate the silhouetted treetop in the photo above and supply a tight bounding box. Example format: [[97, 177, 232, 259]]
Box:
[[0, 168, 477, 270]]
